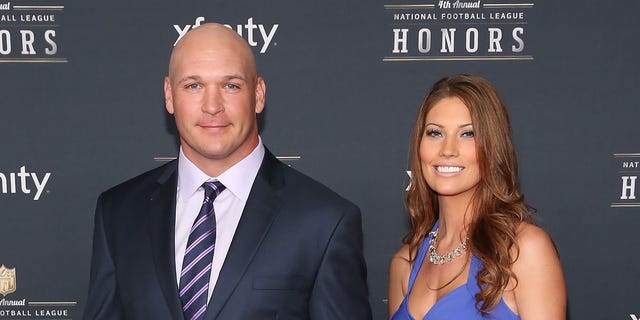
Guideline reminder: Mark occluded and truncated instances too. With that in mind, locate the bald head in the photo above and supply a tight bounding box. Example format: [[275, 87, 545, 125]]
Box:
[[163, 22, 266, 176], [168, 23, 257, 79]]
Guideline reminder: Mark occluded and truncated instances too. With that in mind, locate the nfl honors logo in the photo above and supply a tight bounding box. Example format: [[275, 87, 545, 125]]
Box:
[[0, 265, 16, 296]]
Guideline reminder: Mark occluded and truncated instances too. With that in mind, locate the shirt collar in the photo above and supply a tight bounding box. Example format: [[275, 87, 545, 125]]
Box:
[[177, 136, 265, 203]]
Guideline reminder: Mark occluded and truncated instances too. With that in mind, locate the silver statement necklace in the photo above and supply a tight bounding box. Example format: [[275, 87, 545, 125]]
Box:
[[427, 228, 469, 265]]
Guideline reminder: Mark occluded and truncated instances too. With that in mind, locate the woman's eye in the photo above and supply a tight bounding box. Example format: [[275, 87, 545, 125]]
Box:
[[461, 130, 474, 137], [426, 129, 441, 137]]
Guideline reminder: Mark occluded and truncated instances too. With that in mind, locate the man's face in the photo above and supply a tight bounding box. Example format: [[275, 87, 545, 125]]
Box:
[[164, 30, 265, 175]]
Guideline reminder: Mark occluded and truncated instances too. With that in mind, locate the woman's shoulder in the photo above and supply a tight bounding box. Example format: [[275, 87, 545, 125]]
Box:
[[514, 222, 558, 258], [388, 244, 414, 316], [510, 223, 567, 317], [390, 244, 412, 271]]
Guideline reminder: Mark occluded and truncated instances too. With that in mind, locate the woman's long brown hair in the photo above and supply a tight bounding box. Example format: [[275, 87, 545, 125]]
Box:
[[405, 74, 533, 314]]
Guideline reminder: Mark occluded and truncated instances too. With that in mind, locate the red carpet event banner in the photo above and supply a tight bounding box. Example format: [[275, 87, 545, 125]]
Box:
[[1, 0, 639, 319]]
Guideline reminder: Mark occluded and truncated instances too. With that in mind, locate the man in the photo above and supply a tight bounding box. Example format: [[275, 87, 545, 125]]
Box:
[[83, 23, 371, 320]]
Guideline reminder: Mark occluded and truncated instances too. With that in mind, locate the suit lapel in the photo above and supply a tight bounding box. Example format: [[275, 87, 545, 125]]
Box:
[[205, 151, 284, 320], [147, 161, 185, 320]]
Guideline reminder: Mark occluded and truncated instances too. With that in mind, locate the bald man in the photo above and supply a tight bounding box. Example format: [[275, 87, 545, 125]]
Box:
[[83, 24, 371, 320]]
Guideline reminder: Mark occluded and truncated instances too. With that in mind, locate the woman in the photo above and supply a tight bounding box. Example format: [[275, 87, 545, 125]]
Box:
[[388, 74, 566, 319]]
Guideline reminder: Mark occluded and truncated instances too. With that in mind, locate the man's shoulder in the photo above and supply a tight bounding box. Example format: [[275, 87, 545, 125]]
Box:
[[100, 160, 177, 200], [272, 162, 364, 240], [277, 161, 357, 211]]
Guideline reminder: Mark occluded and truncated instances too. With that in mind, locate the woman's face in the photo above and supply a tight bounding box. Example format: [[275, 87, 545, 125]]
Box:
[[419, 96, 481, 199]]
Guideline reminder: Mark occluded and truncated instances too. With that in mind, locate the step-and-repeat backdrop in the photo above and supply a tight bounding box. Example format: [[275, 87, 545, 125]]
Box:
[[1, 1, 638, 319]]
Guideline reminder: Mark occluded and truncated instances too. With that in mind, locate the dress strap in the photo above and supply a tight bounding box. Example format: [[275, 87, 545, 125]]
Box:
[[465, 254, 483, 288], [406, 221, 439, 293]]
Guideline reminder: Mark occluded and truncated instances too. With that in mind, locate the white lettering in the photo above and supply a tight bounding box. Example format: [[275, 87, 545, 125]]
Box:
[[0, 166, 51, 200], [193, 16, 204, 28], [392, 28, 408, 53], [32, 171, 51, 201], [173, 24, 191, 45], [393, 13, 438, 21], [44, 29, 57, 54], [0, 29, 10, 54], [35, 309, 68, 316], [440, 28, 456, 53], [452, 0, 480, 9], [258, 23, 278, 54], [438, 0, 451, 9], [417, 28, 431, 53], [245, 17, 258, 46], [0, 298, 27, 306], [512, 27, 524, 52], [0, 29, 59, 55], [173, 17, 279, 53], [18, 166, 30, 193], [391, 27, 527, 55], [465, 28, 478, 52], [488, 28, 503, 52], [621, 176, 637, 200], [10, 171, 15, 193], [20, 14, 54, 22], [20, 29, 35, 54], [406, 171, 412, 191]]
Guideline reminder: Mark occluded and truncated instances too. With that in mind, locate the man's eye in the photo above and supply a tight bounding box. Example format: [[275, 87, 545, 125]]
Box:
[[225, 83, 240, 90], [185, 83, 200, 89]]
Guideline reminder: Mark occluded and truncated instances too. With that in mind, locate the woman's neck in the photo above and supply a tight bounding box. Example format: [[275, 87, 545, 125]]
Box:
[[437, 192, 474, 243]]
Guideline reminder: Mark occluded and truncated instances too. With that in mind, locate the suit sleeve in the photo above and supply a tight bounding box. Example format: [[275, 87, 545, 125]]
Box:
[[82, 194, 123, 320], [309, 205, 372, 320]]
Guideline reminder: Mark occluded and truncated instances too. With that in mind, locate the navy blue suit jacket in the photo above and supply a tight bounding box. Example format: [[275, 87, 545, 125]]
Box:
[[83, 150, 372, 319]]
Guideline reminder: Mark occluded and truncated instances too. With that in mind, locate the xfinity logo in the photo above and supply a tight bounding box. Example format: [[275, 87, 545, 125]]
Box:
[[630, 314, 638, 320], [0, 165, 51, 200], [172, 17, 279, 53]]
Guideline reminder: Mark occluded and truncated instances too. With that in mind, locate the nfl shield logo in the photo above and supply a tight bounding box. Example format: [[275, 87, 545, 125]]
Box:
[[0, 265, 16, 296]]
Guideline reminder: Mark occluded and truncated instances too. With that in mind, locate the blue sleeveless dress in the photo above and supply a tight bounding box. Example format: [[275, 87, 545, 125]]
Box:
[[390, 221, 520, 320]]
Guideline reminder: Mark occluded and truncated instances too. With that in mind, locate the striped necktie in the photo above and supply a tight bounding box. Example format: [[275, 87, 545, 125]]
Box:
[[179, 181, 225, 320]]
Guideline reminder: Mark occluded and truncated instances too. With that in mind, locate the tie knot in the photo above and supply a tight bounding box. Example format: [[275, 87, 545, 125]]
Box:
[[202, 181, 225, 202]]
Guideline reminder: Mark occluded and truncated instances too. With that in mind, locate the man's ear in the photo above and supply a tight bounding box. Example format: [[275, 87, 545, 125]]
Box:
[[164, 76, 175, 114], [254, 76, 266, 114]]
